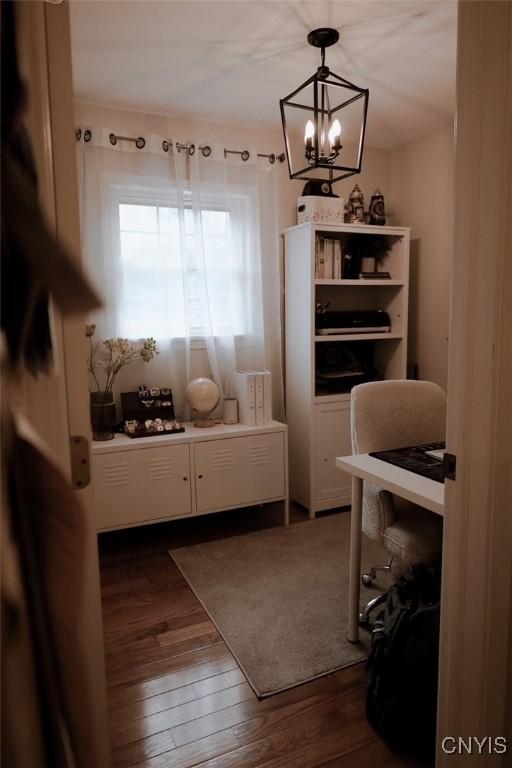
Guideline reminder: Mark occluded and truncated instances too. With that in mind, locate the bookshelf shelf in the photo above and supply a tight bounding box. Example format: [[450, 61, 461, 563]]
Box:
[[314, 332, 403, 342], [314, 279, 404, 287], [314, 392, 351, 404], [284, 221, 410, 518]]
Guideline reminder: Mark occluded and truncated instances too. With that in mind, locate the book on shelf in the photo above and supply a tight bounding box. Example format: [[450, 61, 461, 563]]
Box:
[[359, 271, 392, 279], [232, 371, 256, 426], [333, 240, 342, 279], [254, 372, 264, 425], [324, 240, 331, 279], [233, 369, 272, 426], [316, 235, 343, 279], [262, 370, 272, 424], [316, 236, 326, 278]]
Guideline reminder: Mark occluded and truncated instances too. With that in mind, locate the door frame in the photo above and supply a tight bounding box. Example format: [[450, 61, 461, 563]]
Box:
[[437, 2, 512, 762], [16, 3, 110, 765], [20, 0, 512, 764]]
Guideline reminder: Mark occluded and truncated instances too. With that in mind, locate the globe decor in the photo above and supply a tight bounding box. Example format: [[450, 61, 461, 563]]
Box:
[[185, 377, 220, 428]]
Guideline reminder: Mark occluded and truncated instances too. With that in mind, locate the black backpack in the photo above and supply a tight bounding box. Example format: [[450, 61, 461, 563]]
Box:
[[365, 564, 441, 760]]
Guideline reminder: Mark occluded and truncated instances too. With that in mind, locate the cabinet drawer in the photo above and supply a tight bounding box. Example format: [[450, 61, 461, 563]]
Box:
[[314, 401, 352, 502], [194, 432, 285, 513], [92, 443, 191, 529]]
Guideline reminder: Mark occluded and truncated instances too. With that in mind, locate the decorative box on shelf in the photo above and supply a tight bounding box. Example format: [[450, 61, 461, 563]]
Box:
[[297, 195, 344, 225], [121, 389, 184, 439]]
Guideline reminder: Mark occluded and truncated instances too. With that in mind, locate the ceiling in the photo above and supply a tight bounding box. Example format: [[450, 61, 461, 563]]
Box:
[[70, 0, 457, 151]]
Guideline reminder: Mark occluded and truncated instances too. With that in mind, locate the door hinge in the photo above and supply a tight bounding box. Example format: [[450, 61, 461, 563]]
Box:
[[70, 435, 91, 490], [443, 451, 457, 481]]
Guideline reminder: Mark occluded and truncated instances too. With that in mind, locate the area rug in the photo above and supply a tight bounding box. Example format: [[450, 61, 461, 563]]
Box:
[[169, 512, 393, 698]]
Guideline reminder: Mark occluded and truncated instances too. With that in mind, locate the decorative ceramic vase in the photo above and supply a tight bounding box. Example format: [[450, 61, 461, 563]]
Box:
[[90, 391, 116, 441], [223, 398, 238, 425], [347, 183, 365, 223]]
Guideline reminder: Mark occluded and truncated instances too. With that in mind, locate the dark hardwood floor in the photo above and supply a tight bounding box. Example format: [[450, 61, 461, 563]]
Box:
[[99, 504, 418, 768]]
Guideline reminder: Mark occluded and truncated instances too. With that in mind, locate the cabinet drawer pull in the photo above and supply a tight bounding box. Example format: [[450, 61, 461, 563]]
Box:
[[198, 474, 203, 479], [182, 476, 188, 481]]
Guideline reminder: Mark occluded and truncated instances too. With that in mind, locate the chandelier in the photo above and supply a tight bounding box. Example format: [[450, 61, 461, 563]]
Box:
[[280, 28, 369, 186]]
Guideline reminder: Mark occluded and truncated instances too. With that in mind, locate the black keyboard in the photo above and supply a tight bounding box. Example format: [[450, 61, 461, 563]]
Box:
[[369, 442, 446, 483]]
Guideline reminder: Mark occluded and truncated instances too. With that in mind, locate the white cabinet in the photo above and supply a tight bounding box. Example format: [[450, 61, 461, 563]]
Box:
[[284, 222, 410, 517], [91, 421, 288, 531], [194, 432, 285, 513], [314, 401, 352, 508], [92, 443, 191, 529]]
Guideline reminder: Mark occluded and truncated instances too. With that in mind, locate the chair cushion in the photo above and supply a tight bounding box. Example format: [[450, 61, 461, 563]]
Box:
[[362, 485, 397, 540], [351, 380, 446, 454], [382, 497, 443, 566]]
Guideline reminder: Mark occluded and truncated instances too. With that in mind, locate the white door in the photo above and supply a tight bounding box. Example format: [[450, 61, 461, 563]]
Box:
[[93, 444, 191, 529], [194, 432, 285, 513], [314, 400, 352, 506], [17, 3, 110, 765], [437, 2, 512, 762]]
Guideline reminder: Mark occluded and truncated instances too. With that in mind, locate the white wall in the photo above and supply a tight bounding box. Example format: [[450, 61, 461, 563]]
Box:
[[389, 125, 454, 390]]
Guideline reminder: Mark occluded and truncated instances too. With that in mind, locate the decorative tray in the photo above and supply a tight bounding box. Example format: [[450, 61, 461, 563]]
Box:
[[124, 419, 185, 439]]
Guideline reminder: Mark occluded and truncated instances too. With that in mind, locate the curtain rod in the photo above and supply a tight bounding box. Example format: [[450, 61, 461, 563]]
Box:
[[163, 141, 285, 165], [75, 129, 285, 165]]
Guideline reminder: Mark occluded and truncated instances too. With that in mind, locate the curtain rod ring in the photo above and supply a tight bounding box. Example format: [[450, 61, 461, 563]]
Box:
[[109, 132, 145, 149], [224, 149, 250, 162], [76, 128, 92, 143], [162, 140, 171, 152], [199, 145, 212, 157]]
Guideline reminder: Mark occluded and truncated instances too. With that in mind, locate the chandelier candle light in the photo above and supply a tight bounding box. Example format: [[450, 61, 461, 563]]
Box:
[[280, 28, 369, 185]]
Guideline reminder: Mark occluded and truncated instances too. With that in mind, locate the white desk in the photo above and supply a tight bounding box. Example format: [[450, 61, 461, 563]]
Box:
[[335, 453, 445, 642]]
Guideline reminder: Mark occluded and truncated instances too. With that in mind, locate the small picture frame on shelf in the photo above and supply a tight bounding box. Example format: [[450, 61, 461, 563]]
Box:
[[361, 256, 376, 273]]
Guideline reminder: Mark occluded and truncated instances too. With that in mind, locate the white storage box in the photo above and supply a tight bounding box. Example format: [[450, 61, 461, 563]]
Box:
[[297, 195, 345, 225]]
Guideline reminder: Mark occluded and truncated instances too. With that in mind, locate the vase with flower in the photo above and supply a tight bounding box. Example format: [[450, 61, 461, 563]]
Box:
[[86, 324, 158, 440]]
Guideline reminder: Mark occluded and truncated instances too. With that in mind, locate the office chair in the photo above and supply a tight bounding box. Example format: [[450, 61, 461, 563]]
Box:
[[351, 379, 445, 626]]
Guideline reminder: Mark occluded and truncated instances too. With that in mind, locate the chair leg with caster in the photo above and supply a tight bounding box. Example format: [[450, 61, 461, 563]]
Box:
[[361, 557, 393, 587], [359, 592, 387, 630], [362, 568, 376, 586], [359, 557, 394, 629]]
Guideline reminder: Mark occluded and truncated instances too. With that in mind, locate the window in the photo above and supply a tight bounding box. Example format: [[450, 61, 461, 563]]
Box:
[[117, 201, 243, 339]]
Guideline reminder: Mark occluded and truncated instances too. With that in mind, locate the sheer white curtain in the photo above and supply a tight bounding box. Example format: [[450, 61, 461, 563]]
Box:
[[77, 128, 283, 420]]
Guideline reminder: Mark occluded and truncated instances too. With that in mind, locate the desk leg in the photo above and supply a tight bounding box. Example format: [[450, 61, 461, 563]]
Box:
[[348, 476, 363, 643]]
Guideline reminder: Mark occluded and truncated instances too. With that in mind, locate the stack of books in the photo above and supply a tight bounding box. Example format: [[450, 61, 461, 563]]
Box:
[[315, 235, 392, 280], [232, 370, 272, 426], [315, 236, 343, 278]]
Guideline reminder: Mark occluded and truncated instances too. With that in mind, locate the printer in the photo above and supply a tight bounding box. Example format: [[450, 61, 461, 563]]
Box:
[[315, 307, 391, 335]]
